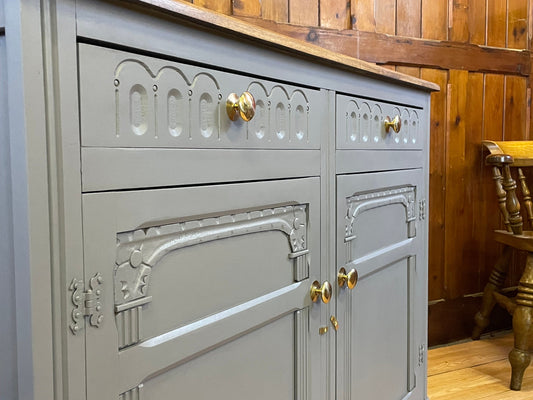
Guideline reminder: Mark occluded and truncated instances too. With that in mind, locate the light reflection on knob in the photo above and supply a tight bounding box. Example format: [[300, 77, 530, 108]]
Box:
[[384, 115, 401, 133], [226, 91, 256, 122], [338, 267, 358, 290], [310, 280, 332, 304]]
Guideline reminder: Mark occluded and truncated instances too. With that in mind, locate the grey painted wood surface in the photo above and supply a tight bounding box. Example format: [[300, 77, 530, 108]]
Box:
[[4, 1, 55, 398], [336, 169, 425, 400], [82, 178, 320, 399], [0, 33, 18, 400], [4, 0, 433, 398]]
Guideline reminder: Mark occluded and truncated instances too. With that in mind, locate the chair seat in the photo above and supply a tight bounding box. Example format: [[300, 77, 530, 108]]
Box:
[[494, 230, 533, 252]]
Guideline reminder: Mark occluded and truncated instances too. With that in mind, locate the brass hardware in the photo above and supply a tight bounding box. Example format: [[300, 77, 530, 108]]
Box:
[[226, 91, 256, 122], [319, 326, 329, 335], [384, 115, 401, 133], [310, 280, 332, 304], [338, 267, 358, 290], [330, 315, 339, 331]]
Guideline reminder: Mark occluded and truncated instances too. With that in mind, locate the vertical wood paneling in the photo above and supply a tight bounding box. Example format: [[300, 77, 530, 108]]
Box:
[[422, 68, 448, 301], [464, 73, 486, 292], [396, 0, 421, 37], [504, 76, 528, 140], [449, 0, 469, 42], [529, 0, 533, 49], [421, 0, 447, 40], [374, 0, 396, 34], [481, 73, 509, 287], [193, 0, 231, 14], [469, 0, 487, 45], [262, 0, 289, 23], [319, 0, 351, 30], [487, 0, 507, 47], [289, 0, 318, 26], [444, 70, 469, 299], [232, 0, 261, 17], [507, 0, 528, 48], [483, 74, 505, 140], [351, 0, 375, 32]]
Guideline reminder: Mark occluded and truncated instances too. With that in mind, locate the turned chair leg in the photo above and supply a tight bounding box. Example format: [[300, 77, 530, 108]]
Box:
[[509, 252, 533, 390], [472, 246, 512, 340]]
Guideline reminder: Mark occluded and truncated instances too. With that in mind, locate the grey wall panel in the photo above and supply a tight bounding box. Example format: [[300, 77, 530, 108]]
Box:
[[0, 35, 18, 400]]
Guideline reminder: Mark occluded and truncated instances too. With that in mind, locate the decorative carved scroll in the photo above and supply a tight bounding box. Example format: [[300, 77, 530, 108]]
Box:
[[345, 186, 416, 242], [114, 205, 309, 348]]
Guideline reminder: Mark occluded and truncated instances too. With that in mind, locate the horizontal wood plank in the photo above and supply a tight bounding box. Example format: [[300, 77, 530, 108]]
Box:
[[428, 334, 533, 399], [236, 16, 530, 76]]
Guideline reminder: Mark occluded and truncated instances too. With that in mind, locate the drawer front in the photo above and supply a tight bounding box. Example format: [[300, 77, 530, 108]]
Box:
[[79, 44, 322, 149], [336, 93, 423, 150]]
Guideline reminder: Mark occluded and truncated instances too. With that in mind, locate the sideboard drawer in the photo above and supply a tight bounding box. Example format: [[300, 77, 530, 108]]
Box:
[[79, 44, 323, 150], [336, 93, 423, 150]]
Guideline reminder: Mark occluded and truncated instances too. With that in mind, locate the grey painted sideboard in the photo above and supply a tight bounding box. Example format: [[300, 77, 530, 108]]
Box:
[[0, 1, 438, 399]]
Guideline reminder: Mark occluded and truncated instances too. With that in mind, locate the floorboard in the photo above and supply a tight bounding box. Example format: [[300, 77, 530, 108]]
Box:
[[428, 333, 533, 399]]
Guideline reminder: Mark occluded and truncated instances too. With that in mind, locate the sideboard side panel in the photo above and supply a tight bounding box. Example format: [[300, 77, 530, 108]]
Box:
[[0, 32, 18, 400]]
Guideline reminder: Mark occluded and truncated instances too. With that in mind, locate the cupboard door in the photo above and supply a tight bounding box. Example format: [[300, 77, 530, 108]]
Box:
[[336, 169, 425, 400], [80, 178, 320, 400]]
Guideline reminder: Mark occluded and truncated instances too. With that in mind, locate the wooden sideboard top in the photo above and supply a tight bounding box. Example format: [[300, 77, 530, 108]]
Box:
[[122, 0, 440, 92]]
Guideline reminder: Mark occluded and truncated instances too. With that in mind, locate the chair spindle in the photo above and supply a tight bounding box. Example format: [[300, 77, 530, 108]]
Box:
[[518, 168, 533, 228]]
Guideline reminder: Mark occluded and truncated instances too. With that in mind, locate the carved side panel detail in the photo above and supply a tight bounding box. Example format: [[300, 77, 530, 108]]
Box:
[[113, 205, 309, 346], [295, 309, 309, 400], [120, 384, 143, 400], [345, 186, 416, 241], [116, 305, 142, 349]]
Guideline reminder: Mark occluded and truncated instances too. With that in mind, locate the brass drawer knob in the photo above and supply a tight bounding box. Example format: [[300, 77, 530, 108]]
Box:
[[338, 267, 358, 289], [310, 280, 332, 304], [384, 115, 401, 133], [226, 91, 256, 122]]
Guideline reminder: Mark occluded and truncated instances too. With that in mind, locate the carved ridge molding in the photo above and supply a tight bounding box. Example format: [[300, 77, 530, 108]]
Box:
[[345, 186, 416, 241], [115, 205, 308, 308]]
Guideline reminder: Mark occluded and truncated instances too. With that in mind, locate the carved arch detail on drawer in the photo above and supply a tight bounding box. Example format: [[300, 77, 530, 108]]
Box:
[[339, 96, 421, 148], [112, 205, 309, 348], [109, 57, 312, 147], [344, 186, 416, 242], [245, 83, 310, 144], [113, 59, 222, 143]]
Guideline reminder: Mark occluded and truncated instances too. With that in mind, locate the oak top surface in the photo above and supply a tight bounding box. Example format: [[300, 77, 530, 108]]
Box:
[[122, 0, 440, 92]]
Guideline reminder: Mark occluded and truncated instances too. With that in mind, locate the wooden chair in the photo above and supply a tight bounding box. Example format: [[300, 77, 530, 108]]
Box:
[[472, 140, 533, 390]]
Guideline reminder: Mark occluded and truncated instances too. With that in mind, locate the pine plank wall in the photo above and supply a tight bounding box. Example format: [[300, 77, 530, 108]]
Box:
[[188, 0, 533, 346]]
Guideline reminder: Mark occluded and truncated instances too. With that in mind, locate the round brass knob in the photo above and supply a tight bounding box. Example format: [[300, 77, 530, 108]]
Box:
[[226, 91, 256, 122], [310, 280, 332, 304], [384, 115, 401, 133], [338, 267, 358, 290]]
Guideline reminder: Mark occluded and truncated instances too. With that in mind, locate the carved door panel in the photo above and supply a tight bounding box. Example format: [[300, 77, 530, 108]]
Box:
[[335, 169, 426, 400], [81, 178, 320, 399]]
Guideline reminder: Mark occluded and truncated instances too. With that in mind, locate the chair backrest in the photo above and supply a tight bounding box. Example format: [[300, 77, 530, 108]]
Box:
[[483, 140, 533, 235]]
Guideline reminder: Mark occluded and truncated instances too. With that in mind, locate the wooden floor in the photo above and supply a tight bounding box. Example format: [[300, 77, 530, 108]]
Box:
[[428, 333, 533, 400]]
